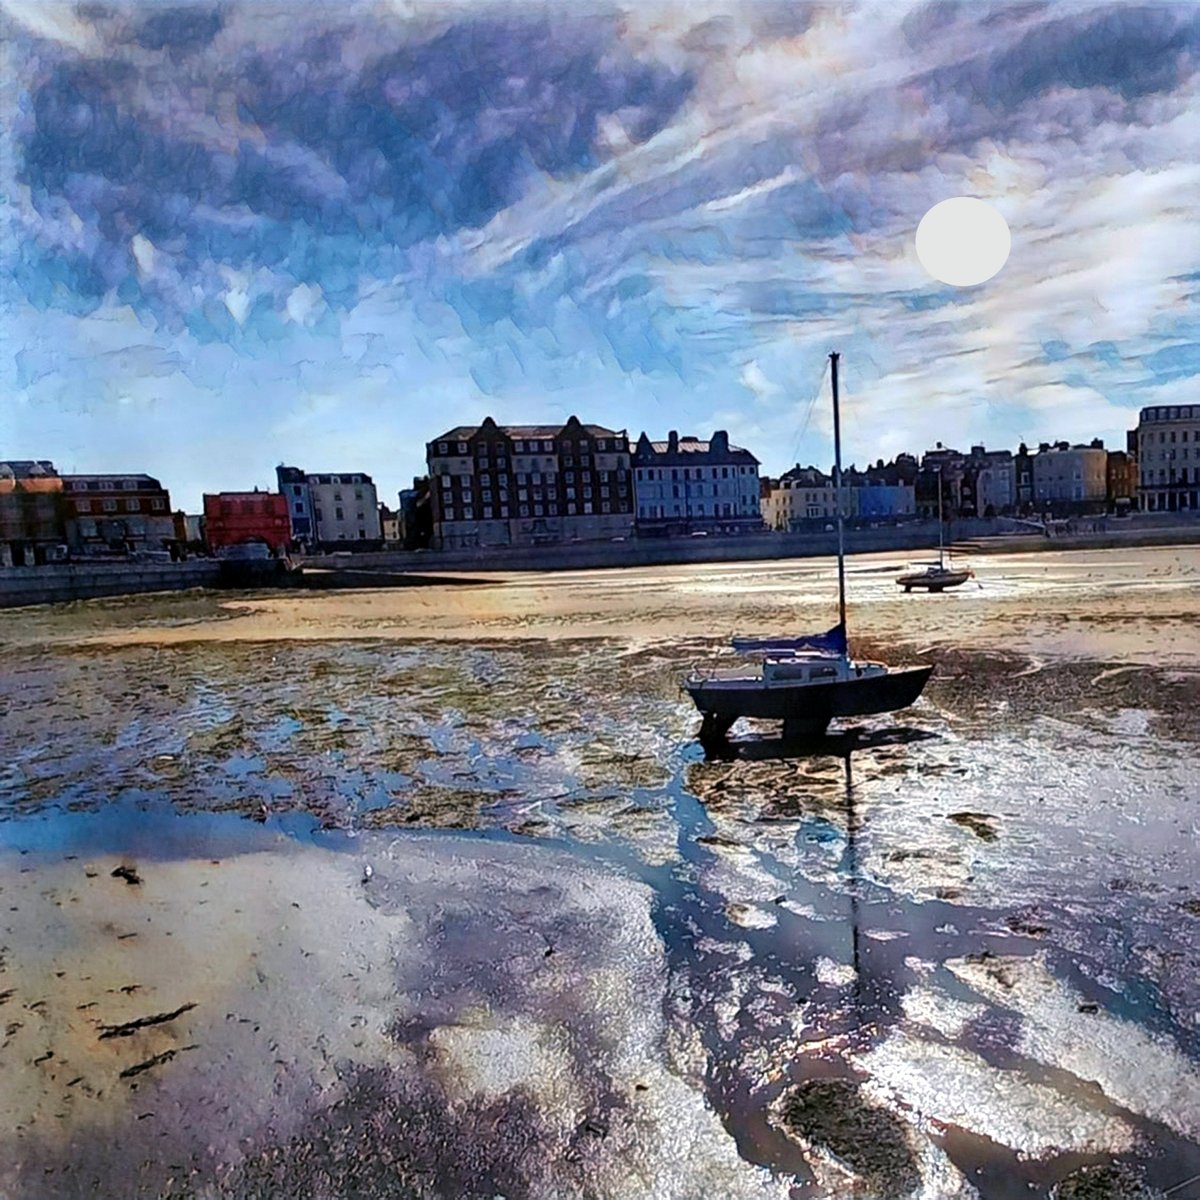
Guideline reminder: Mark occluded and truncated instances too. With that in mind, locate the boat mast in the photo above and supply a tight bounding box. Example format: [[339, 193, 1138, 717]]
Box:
[[830, 351, 847, 640], [937, 465, 945, 570]]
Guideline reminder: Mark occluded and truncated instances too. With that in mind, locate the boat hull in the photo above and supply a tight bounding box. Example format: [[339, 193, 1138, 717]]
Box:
[[897, 570, 971, 592], [683, 664, 933, 728]]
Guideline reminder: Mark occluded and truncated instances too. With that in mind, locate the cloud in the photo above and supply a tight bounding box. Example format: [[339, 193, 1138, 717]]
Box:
[[4, 0, 1199, 505]]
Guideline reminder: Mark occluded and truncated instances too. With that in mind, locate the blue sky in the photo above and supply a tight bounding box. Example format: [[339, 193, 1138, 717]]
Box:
[[3, 0, 1199, 511]]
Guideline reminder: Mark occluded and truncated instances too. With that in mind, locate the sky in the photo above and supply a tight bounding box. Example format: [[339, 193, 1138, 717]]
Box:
[[2, 0, 1199, 512]]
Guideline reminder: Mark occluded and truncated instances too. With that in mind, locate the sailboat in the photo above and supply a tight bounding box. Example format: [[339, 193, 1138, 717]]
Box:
[[682, 352, 934, 742], [896, 465, 974, 592]]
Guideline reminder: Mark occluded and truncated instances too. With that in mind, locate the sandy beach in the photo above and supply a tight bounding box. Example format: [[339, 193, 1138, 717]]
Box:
[[2, 545, 1198, 1197]]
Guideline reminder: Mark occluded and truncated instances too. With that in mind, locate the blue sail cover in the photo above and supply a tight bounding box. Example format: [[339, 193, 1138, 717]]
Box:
[[731, 623, 847, 657]]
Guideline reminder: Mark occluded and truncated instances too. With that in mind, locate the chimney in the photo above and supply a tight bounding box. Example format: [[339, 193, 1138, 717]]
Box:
[[1038, 442, 1050, 453], [711, 430, 729, 455], [1090, 437, 1104, 449], [668, 430, 679, 453]]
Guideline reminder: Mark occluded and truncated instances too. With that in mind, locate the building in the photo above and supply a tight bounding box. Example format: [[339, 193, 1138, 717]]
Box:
[[276, 466, 315, 545], [761, 466, 846, 531], [1014, 443, 1035, 514], [964, 445, 1015, 517], [1136, 403, 1200, 513], [844, 470, 917, 521], [276, 466, 381, 549], [0, 460, 66, 565], [426, 416, 635, 548], [1106, 449, 1137, 514], [633, 430, 762, 536], [915, 445, 967, 517], [398, 478, 434, 550], [202, 491, 291, 554], [1031, 440, 1108, 515], [379, 505, 400, 544], [60, 473, 175, 554]]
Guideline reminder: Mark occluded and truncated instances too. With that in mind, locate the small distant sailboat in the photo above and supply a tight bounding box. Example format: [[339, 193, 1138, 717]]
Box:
[[896, 466, 974, 593], [682, 352, 933, 742]]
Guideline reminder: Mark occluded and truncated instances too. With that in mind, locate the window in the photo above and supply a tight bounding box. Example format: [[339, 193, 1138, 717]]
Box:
[[335, 507, 344, 520], [584, 502, 593, 514], [566, 487, 576, 500], [315, 508, 323, 521], [457, 442, 468, 454], [295, 502, 304, 514], [77, 499, 92, 513], [439, 442, 449, 454], [463, 508, 474, 520], [103, 498, 118, 512], [355, 489, 363, 500], [500, 506, 509, 517], [484, 507, 493, 519], [520, 505, 529, 517], [359, 529, 366, 539], [356, 511, 365, 521], [534, 504, 544, 516], [293, 485, 303, 496], [334, 491, 342, 501]]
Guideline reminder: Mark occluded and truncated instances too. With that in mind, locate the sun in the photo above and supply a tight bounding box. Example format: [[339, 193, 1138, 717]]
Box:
[[915, 197, 1011, 287]]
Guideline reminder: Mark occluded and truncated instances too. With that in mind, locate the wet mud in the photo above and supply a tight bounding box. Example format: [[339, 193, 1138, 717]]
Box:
[[1, 549, 1198, 1197]]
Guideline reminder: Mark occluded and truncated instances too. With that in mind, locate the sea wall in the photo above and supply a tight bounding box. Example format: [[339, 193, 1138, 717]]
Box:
[[0, 559, 292, 609], [304, 517, 1200, 576]]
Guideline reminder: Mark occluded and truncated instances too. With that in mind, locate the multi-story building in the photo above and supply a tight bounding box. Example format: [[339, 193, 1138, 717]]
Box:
[[379, 505, 400, 544], [1031, 440, 1108, 515], [202, 490, 291, 554], [276, 466, 315, 545], [0, 460, 66, 565], [61, 473, 175, 554], [633, 430, 762, 536], [1136, 403, 1200, 512], [964, 445, 1015, 517], [1106, 449, 1137, 514], [426, 416, 634, 548], [915, 445, 967, 517], [761, 467, 847, 531], [1014, 444, 1035, 514], [843, 469, 917, 521], [276, 466, 381, 548], [398, 478, 434, 550]]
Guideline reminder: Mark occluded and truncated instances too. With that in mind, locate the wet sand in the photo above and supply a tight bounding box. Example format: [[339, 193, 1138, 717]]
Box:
[[1, 546, 1198, 1197]]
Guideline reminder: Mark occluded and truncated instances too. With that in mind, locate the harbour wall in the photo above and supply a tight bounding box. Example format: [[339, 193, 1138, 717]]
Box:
[[0, 560, 291, 609]]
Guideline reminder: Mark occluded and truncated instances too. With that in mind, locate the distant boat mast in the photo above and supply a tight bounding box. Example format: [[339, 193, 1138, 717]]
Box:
[[830, 351, 847, 641]]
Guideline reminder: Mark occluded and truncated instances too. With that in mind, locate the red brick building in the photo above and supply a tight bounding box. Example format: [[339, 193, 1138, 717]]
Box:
[[202, 491, 290, 554], [61, 473, 175, 553]]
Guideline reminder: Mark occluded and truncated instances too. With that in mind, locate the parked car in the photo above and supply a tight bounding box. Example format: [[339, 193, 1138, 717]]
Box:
[[690, 530, 709, 538]]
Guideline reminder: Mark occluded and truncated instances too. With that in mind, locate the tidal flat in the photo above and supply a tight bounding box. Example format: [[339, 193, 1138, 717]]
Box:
[[1, 546, 1198, 1198]]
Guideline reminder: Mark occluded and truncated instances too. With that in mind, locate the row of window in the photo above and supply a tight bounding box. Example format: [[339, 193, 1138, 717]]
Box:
[[314, 508, 367, 522], [437, 437, 627, 456], [448, 501, 616, 520], [66, 479, 155, 492], [75, 498, 166, 513], [638, 503, 756, 518], [1141, 406, 1198, 422], [1142, 468, 1199, 484], [636, 466, 757, 480]]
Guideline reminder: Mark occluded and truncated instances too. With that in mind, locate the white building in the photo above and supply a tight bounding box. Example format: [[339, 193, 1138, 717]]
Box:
[[1031, 441, 1107, 513], [761, 468, 848, 530], [277, 466, 382, 547], [633, 430, 762, 535], [1137, 403, 1200, 512]]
